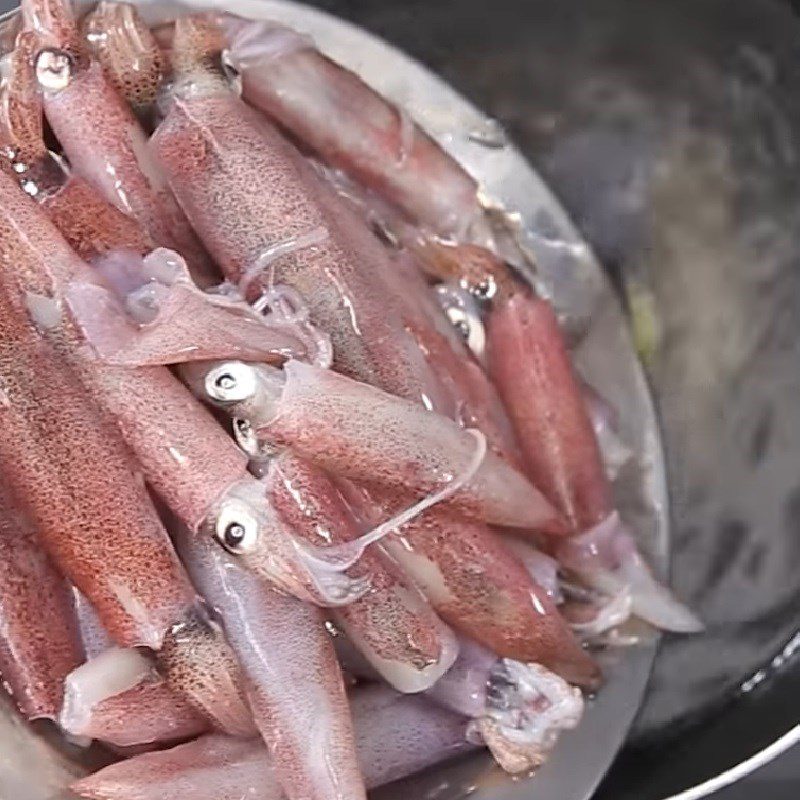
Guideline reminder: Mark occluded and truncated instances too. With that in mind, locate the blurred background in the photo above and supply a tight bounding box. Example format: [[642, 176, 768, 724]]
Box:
[[2, 0, 798, 796]]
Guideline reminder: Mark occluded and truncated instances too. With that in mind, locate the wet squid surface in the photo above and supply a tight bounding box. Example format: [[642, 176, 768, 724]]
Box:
[[0, 2, 700, 799]]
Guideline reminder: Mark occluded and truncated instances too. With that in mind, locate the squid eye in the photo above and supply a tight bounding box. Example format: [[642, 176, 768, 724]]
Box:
[[204, 361, 257, 404], [434, 283, 487, 363], [214, 503, 259, 555], [470, 275, 497, 301]]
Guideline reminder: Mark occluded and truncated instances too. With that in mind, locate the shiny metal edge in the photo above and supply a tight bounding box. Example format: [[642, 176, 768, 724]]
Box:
[[666, 724, 800, 800], [0, 3, 668, 799]]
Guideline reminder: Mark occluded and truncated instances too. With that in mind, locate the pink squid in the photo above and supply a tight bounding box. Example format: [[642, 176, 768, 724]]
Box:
[[149, 357, 560, 532], [263, 451, 459, 693], [416, 241, 703, 632], [174, 522, 367, 800], [71, 686, 474, 800], [0, 481, 84, 720], [20, 0, 217, 285], [0, 282, 182, 648], [150, 14, 597, 685], [0, 52, 365, 610], [81, 1, 166, 117], [221, 15, 484, 239], [0, 173, 257, 732]]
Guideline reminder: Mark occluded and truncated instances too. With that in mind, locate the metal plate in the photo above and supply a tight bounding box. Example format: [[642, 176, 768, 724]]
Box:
[[0, 2, 668, 798]]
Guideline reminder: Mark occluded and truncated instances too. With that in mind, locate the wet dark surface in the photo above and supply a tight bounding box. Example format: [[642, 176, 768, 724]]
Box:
[[297, 0, 800, 795]]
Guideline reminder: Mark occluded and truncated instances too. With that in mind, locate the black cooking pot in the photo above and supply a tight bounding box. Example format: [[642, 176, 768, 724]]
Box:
[[297, 0, 800, 797]]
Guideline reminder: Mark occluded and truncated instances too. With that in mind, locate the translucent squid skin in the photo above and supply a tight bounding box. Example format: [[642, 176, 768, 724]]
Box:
[[0, 167, 249, 535], [152, 15, 595, 684], [0, 483, 84, 720], [267, 451, 459, 693], [71, 687, 473, 800], [249, 361, 563, 532], [487, 292, 615, 532], [0, 285, 196, 652], [81, 1, 166, 115], [73, 588, 113, 660], [223, 17, 483, 237], [20, 0, 218, 286], [175, 526, 367, 800], [151, 32, 448, 407], [385, 252, 526, 469]]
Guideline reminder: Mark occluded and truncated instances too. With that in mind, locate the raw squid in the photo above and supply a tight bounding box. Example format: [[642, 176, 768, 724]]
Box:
[[60, 647, 208, 748], [384, 250, 526, 469], [0, 482, 84, 720], [134, 355, 561, 533], [0, 62, 364, 609], [152, 15, 596, 684], [0, 6, 707, 794], [416, 242, 702, 632], [0, 280, 193, 651], [174, 524, 367, 800], [342, 483, 598, 686], [0, 30, 154, 260], [264, 452, 459, 693], [222, 16, 484, 238], [82, 1, 166, 116], [151, 15, 454, 405], [71, 686, 473, 800], [0, 162, 258, 734], [339, 634, 583, 775], [20, 0, 217, 285], [427, 639, 583, 774]]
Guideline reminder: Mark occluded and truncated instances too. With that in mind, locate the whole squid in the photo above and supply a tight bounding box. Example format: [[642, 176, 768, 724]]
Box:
[[416, 242, 703, 632], [0, 175, 254, 732], [20, 0, 217, 285], [0, 50, 364, 609], [174, 523, 367, 800], [152, 15, 596, 684], [72, 686, 474, 800], [0, 481, 84, 720], [221, 16, 485, 239], [97, 341, 558, 531]]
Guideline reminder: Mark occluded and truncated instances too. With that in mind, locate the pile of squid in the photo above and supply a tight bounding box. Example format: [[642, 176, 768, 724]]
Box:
[[0, 2, 702, 798]]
